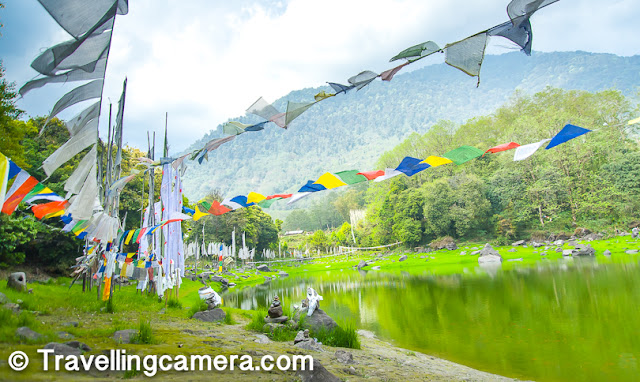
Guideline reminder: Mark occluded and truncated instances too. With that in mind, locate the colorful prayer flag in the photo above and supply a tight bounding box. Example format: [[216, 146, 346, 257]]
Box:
[[2, 170, 39, 215], [545, 124, 591, 150], [483, 142, 520, 155], [314, 173, 347, 189], [422, 156, 453, 167]]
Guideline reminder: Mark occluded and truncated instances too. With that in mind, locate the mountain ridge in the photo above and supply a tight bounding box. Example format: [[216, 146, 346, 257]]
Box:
[[180, 50, 640, 204]]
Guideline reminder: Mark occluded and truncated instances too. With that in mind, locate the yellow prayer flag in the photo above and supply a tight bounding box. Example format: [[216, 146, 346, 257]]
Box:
[[102, 277, 111, 301], [193, 205, 209, 221], [314, 172, 347, 189], [628, 117, 640, 125], [124, 230, 136, 245], [314, 91, 335, 102], [422, 156, 453, 167], [247, 192, 266, 204]]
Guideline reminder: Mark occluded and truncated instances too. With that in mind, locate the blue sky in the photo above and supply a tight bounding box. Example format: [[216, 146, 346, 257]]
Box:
[[1, 0, 638, 154]]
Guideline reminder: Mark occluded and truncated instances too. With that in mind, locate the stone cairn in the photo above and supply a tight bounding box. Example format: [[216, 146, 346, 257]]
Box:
[[264, 296, 288, 324]]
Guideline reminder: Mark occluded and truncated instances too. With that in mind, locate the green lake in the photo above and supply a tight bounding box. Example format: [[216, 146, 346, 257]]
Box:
[[223, 255, 640, 381]]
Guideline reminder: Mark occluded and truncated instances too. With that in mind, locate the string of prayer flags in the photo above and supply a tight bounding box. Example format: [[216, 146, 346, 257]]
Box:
[[443, 145, 485, 165], [483, 142, 520, 155], [545, 124, 591, 150], [628, 117, 640, 125]]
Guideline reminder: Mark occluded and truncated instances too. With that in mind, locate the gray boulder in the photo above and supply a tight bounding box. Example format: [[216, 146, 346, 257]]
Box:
[[7, 272, 27, 292], [562, 249, 574, 256], [65, 341, 91, 352], [264, 316, 288, 324], [113, 329, 138, 344], [625, 250, 639, 255], [295, 308, 338, 333], [356, 260, 368, 269], [632, 227, 639, 239], [507, 248, 516, 252], [0, 292, 9, 304], [295, 338, 323, 352], [296, 359, 340, 382], [553, 240, 564, 246], [335, 350, 355, 364], [192, 308, 226, 322], [573, 244, 595, 256], [278, 271, 289, 277], [445, 242, 458, 250], [294, 330, 309, 344], [532, 242, 544, 248], [43, 342, 81, 356], [477, 243, 502, 264], [371, 266, 381, 270], [399, 255, 407, 262], [512, 240, 526, 246], [210, 275, 224, 282], [257, 264, 272, 272], [603, 249, 612, 256], [16, 326, 42, 341], [254, 334, 271, 344]]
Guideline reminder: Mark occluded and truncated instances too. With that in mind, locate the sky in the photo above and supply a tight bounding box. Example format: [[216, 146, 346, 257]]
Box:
[[1, 0, 639, 155]]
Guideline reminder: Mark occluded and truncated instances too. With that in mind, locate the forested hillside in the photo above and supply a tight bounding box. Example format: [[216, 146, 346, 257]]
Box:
[[181, 51, 640, 212]]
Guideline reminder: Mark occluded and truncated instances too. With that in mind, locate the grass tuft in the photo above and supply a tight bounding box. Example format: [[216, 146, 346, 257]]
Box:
[[167, 298, 182, 309], [187, 299, 208, 318], [223, 308, 236, 325], [130, 319, 155, 344], [311, 324, 361, 349], [245, 309, 268, 332]]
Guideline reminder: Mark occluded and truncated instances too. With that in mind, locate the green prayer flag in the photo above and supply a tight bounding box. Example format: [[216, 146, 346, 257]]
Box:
[[334, 170, 368, 185], [390, 41, 441, 62], [443, 146, 484, 165]]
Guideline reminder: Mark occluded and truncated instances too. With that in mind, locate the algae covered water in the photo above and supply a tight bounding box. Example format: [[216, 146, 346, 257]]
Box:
[[223, 256, 640, 381]]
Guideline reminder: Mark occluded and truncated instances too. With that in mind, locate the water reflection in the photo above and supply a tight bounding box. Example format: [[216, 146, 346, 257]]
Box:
[[224, 257, 640, 381]]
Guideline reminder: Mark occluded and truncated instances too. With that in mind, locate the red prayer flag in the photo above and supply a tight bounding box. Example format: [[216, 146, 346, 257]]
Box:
[[208, 200, 231, 216], [357, 170, 385, 180], [266, 194, 292, 200], [135, 227, 148, 244], [2, 176, 39, 215], [483, 142, 520, 156], [32, 200, 68, 220]]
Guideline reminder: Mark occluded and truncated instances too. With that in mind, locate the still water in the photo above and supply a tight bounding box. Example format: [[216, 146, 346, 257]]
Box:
[[223, 257, 640, 381]]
